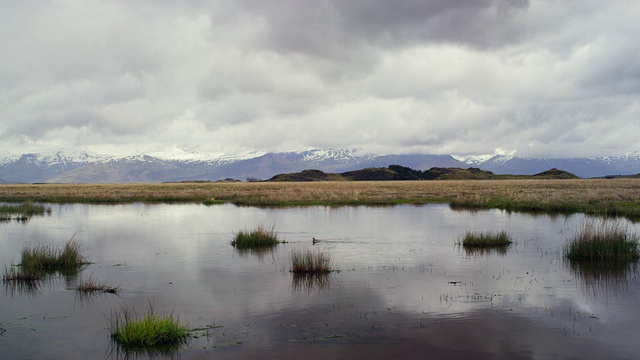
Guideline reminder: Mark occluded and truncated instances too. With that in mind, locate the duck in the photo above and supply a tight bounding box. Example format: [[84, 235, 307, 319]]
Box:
[[312, 237, 319, 245]]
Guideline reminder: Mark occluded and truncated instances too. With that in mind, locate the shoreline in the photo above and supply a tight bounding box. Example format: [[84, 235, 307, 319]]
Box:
[[0, 179, 638, 218]]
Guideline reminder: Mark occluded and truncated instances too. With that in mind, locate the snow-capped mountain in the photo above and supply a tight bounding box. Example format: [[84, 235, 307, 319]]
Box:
[[0, 150, 108, 183], [0, 149, 639, 183], [453, 154, 496, 166], [473, 153, 640, 178]]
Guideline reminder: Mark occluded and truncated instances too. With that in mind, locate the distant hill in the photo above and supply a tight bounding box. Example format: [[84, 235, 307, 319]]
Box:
[[531, 168, 580, 179], [422, 167, 498, 180], [267, 165, 580, 182], [268, 169, 346, 182]]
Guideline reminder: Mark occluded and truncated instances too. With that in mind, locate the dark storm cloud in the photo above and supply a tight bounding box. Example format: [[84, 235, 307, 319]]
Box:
[[239, 0, 530, 53]]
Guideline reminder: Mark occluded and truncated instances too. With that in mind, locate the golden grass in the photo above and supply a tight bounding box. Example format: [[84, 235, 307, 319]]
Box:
[[0, 179, 638, 217]]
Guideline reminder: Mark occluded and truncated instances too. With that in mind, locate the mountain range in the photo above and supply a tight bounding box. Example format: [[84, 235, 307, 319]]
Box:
[[0, 148, 639, 183]]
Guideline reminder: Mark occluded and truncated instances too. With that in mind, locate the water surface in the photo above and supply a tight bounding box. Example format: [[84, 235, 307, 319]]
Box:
[[1, 203, 639, 359]]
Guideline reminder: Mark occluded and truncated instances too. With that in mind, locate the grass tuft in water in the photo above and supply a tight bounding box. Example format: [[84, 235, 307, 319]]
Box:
[[2, 263, 44, 282], [290, 249, 334, 274], [459, 230, 513, 247], [0, 203, 50, 216], [564, 219, 639, 261], [20, 238, 86, 273], [77, 276, 119, 294], [231, 225, 283, 248], [108, 304, 189, 350]]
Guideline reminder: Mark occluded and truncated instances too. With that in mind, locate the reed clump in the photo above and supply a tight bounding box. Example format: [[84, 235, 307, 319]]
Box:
[[564, 219, 639, 261], [290, 249, 334, 274], [231, 225, 282, 248], [0, 203, 50, 216], [0, 203, 50, 222], [20, 239, 86, 273], [108, 304, 189, 349], [459, 230, 513, 247], [77, 276, 119, 294], [2, 263, 44, 282]]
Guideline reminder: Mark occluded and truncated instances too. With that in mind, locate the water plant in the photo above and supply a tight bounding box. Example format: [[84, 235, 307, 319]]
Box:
[[0, 203, 50, 222], [2, 263, 44, 282], [20, 238, 87, 273], [231, 224, 283, 248], [108, 304, 189, 350], [459, 230, 513, 247], [76, 276, 119, 294], [564, 219, 639, 261], [290, 249, 333, 274], [0, 203, 50, 216]]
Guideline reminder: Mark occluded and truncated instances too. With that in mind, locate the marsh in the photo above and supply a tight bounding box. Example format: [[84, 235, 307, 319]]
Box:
[[1, 203, 639, 359]]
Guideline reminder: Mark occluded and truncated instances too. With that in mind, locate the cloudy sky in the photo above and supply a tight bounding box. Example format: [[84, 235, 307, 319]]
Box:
[[1, 0, 639, 158]]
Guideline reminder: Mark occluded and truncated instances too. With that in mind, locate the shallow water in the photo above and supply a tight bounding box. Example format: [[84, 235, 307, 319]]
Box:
[[1, 203, 639, 359]]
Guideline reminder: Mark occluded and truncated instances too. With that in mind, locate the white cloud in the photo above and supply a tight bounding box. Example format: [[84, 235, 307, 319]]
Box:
[[1, 0, 639, 157]]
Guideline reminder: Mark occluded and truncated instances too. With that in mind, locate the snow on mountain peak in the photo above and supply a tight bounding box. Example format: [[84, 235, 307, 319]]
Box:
[[300, 148, 374, 163], [452, 154, 495, 165], [146, 148, 211, 162]]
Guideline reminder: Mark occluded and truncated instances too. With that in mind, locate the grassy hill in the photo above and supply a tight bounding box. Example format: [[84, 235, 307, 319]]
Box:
[[267, 165, 580, 182]]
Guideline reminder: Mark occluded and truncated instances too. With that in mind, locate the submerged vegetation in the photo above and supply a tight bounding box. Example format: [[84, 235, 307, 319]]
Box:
[[108, 304, 189, 351], [459, 230, 513, 247], [231, 225, 283, 248], [290, 249, 334, 274], [564, 219, 639, 261]]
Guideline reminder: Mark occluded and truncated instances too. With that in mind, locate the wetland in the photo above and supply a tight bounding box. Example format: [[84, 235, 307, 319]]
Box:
[[1, 200, 639, 359]]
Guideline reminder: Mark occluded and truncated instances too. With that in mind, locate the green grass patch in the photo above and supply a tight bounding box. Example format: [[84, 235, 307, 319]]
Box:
[[108, 304, 189, 350], [290, 249, 334, 274], [564, 219, 639, 261], [3, 237, 88, 283], [20, 238, 87, 274], [459, 230, 513, 247], [231, 225, 283, 248], [450, 196, 640, 220]]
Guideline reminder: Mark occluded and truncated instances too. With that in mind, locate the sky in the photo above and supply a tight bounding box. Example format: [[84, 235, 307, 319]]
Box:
[[1, 0, 639, 159]]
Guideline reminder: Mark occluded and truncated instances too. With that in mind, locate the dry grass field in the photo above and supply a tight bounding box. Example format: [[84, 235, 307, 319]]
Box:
[[0, 179, 638, 218]]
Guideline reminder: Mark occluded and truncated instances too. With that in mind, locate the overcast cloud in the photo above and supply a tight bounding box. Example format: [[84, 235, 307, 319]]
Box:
[[1, 0, 639, 158]]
